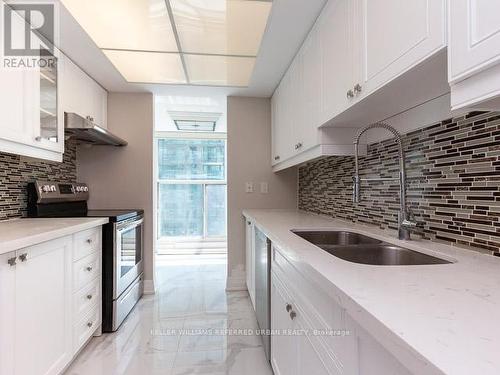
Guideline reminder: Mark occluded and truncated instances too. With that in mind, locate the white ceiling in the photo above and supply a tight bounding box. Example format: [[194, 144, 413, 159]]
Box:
[[55, 0, 327, 97]]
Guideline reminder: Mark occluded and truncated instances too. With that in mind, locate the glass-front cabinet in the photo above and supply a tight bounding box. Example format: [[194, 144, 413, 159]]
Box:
[[33, 34, 64, 155], [0, 8, 64, 162]]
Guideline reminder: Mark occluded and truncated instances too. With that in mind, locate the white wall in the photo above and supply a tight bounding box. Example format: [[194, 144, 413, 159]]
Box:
[[77, 92, 155, 292], [227, 96, 297, 290]]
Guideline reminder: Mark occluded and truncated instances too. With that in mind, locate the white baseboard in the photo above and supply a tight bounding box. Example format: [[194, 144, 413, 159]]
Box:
[[143, 279, 156, 295], [225, 264, 247, 291]]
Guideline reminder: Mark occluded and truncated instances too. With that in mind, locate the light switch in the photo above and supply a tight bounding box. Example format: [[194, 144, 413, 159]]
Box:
[[245, 182, 254, 193], [260, 182, 268, 194]]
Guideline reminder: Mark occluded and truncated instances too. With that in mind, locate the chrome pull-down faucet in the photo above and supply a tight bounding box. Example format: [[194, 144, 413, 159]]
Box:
[[352, 122, 418, 240]]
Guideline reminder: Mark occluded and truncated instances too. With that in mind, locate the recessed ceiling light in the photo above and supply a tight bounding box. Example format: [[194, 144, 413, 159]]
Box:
[[102, 50, 186, 84], [185, 54, 256, 86]]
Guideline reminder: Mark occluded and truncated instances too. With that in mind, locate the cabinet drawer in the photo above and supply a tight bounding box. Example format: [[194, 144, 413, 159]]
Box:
[[73, 277, 100, 319], [73, 227, 101, 262], [73, 305, 100, 353], [73, 252, 100, 292], [272, 245, 345, 340]]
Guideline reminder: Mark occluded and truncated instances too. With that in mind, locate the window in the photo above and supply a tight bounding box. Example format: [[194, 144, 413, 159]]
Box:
[[157, 138, 226, 239]]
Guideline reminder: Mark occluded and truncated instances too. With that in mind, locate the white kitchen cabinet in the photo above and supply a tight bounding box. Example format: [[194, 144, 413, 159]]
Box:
[[295, 24, 321, 155], [14, 237, 73, 375], [270, 272, 298, 375], [271, 271, 339, 375], [270, 242, 413, 375], [355, 0, 446, 99], [271, 0, 447, 170], [449, 1, 500, 83], [319, 0, 356, 126], [61, 54, 108, 128], [0, 226, 103, 375], [245, 219, 256, 309], [0, 252, 16, 375], [448, 1, 500, 111], [0, 8, 64, 161]]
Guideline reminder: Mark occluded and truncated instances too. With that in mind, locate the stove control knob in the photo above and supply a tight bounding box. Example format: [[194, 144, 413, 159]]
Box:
[[50, 185, 56, 192], [76, 186, 82, 192], [84, 186, 89, 192], [42, 185, 50, 193]]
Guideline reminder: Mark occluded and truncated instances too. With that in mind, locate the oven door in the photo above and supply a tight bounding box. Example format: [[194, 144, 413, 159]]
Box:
[[114, 215, 144, 299]]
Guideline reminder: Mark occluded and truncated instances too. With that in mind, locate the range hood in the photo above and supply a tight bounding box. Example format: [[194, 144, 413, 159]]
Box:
[[64, 113, 128, 146]]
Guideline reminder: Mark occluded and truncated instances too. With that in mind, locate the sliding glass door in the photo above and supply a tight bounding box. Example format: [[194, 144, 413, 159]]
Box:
[[157, 138, 227, 240]]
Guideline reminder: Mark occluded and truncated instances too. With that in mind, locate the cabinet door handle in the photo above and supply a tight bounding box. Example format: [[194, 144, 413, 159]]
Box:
[[354, 83, 362, 94], [285, 304, 292, 312], [86, 266, 93, 272], [274, 156, 280, 161], [35, 136, 42, 142], [86, 238, 93, 244], [18, 253, 28, 262], [347, 89, 354, 98], [87, 321, 93, 328], [86, 294, 93, 300], [290, 311, 297, 320], [297, 142, 302, 149], [7, 257, 17, 267]]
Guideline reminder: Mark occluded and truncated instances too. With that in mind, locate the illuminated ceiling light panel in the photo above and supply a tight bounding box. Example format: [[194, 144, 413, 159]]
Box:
[[170, 0, 272, 56], [185, 54, 255, 86], [103, 50, 186, 84], [62, 0, 273, 86], [61, 0, 178, 52]]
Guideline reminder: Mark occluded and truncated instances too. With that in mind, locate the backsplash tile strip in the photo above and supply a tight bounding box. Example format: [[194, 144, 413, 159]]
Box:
[[298, 111, 500, 255], [0, 141, 77, 220]]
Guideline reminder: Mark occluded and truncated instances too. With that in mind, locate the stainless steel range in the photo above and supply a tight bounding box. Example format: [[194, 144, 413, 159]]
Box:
[[27, 180, 144, 332]]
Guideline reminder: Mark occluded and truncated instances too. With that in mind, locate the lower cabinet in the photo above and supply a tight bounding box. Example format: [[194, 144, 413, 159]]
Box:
[[271, 244, 413, 375], [0, 226, 102, 375], [271, 271, 343, 375]]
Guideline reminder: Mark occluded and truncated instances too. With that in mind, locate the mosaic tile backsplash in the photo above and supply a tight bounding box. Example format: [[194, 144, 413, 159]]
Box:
[[0, 141, 77, 220], [299, 111, 500, 254]]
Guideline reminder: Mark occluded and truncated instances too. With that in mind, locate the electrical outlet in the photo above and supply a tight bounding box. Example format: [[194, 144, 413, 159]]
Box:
[[260, 182, 269, 194], [245, 182, 254, 193]]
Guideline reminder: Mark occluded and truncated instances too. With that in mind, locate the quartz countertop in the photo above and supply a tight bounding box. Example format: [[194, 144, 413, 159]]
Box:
[[0, 217, 109, 254], [243, 209, 500, 375]]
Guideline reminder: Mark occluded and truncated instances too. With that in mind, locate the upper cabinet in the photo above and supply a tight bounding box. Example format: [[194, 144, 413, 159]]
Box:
[[318, 0, 355, 127], [0, 9, 64, 162], [449, 1, 500, 83], [356, 0, 446, 98], [449, 1, 500, 111], [271, 0, 446, 170], [61, 55, 108, 129]]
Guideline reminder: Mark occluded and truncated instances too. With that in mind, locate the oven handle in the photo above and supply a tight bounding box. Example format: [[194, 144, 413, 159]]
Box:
[[116, 217, 144, 233]]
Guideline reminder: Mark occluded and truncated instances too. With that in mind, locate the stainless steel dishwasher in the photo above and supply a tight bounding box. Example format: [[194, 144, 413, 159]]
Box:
[[254, 227, 271, 361]]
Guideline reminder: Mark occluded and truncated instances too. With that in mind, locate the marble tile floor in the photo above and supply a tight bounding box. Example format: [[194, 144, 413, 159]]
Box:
[[65, 255, 273, 375]]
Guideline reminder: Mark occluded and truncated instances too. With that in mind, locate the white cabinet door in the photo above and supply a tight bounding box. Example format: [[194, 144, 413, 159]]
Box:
[[0, 9, 36, 146], [270, 273, 297, 375], [245, 219, 255, 309], [14, 237, 73, 375], [61, 54, 108, 127], [449, 1, 500, 83], [319, 0, 356, 125], [0, 252, 16, 375], [356, 0, 446, 96], [272, 74, 294, 164], [296, 319, 331, 375], [298, 25, 320, 152]]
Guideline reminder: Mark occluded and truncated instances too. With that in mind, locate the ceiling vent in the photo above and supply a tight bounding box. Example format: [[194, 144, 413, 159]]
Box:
[[168, 111, 222, 132]]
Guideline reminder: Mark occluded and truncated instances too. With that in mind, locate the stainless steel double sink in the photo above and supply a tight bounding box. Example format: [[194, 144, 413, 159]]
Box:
[[292, 230, 451, 266]]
